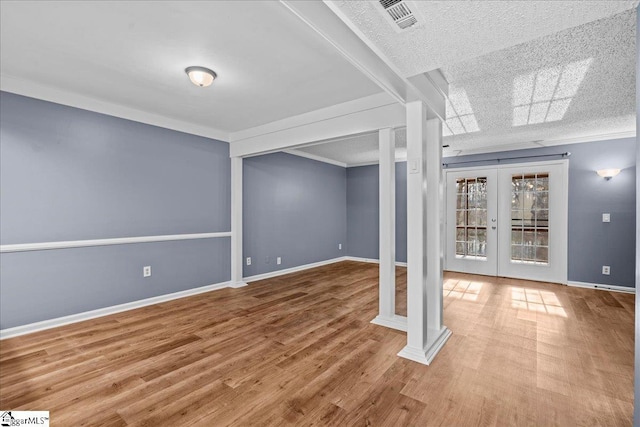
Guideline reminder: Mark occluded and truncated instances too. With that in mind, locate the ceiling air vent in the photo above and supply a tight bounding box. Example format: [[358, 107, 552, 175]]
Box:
[[378, 0, 419, 31]]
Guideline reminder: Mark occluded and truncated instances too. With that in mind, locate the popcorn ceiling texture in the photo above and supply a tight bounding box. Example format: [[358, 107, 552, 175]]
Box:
[[296, 8, 636, 165], [440, 8, 636, 153], [332, 0, 637, 77]]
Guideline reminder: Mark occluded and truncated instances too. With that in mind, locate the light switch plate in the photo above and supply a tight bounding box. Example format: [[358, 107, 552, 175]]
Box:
[[409, 158, 420, 174]]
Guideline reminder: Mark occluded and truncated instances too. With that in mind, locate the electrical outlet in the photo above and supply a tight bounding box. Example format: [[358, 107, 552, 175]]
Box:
[[602, 213, 610, 223], [143, 266, 151, 277], [246, 257, 251, 266], [277, 257, 282, 265], [602, 265, 610, 275], [338, 243, 342, 250]]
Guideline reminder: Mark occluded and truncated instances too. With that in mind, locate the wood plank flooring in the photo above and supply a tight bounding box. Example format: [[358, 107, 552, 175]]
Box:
[[0, 261, 634, 426]]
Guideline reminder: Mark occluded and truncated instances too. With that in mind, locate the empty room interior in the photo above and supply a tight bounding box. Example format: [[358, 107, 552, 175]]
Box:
[[1, 1, 639, 426]]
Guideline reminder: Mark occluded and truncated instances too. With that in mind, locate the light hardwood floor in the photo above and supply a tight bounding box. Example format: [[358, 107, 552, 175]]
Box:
[[0, 261, 634, 426]]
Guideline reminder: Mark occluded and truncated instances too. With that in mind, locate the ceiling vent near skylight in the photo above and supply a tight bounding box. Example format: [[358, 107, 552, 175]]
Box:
[[377, 0, 420, 32]]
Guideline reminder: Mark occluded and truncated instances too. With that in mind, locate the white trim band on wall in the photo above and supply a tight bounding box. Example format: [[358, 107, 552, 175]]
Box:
[[0, 232, 232, 253]]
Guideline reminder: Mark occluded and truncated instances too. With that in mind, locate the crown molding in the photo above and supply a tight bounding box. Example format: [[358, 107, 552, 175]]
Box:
[[0, 74, 230, 142]]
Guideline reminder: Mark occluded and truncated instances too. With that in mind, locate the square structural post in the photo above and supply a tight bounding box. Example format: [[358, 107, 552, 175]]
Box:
[[371, 128, 407, 332], [230, 156, 247, 288], [398, 101, 451, 365]]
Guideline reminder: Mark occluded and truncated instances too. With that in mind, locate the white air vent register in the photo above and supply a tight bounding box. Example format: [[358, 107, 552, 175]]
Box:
[[377, 0, 421, 31]]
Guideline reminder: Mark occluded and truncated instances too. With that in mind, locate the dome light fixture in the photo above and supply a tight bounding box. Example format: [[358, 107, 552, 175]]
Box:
[[185, 66, 217, 87]]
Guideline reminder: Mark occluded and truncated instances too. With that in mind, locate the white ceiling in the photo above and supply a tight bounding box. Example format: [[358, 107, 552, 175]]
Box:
[[0, 1, 381, 135], [0, 1, 637, 160], [295, 8, 637, 166]]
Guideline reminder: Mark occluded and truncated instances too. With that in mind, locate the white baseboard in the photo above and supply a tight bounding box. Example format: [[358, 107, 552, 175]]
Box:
[[229, 281, 248, 288], [243, 256, 348, 283], [344, 256, 407, 267], [371, 314, 407, 332], [567, 281, 635, 294], [0, 280, 232, 340], [397, 327, 452, 366]]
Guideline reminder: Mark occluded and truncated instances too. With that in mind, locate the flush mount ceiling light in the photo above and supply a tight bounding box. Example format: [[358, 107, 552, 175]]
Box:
[[596, 169, 621, 180], [185, 66, 217, 87]]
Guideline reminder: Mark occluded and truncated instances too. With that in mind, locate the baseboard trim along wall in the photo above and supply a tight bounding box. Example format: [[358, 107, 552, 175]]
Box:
[[567, 281, 635, 294], [243, 256, 349, 282], [1, 256, 359, 340], [0, 280, 232, 340], [0, 231, 232, 253], [344, 256, 408, 267]]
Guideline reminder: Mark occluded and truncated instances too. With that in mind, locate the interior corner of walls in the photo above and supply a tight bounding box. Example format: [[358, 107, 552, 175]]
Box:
[[243, 256, 346, 283]]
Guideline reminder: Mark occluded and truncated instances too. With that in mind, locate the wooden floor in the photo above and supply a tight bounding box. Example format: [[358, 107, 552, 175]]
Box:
[[0, 261, 634, 426]]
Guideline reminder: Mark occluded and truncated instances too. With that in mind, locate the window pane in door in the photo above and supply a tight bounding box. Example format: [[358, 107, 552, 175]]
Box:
[[510, 173, 550, 264], [455, 177, 488, 260]]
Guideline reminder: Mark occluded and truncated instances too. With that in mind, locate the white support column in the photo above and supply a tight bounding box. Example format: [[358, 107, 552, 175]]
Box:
[[230, 156, 247, 288], [398, 101, 451, 365], [371, 128, 407, 332]]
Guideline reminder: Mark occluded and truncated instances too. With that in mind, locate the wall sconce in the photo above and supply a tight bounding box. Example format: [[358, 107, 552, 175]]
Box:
[[596, 169, 621, 180]]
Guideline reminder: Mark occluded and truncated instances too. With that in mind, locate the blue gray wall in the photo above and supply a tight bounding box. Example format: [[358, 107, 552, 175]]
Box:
[[347, 138, 636, 287], [243, 152, 346, 277], [0, 92, 231, 329], [346, 162, 407, 262]]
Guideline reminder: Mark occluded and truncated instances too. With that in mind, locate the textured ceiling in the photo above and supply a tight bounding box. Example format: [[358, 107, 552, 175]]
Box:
[[295, 9, 636, 166], [0, 1, 381, 134], [331, 0, 638, 77], [441, 8, 636, 154]]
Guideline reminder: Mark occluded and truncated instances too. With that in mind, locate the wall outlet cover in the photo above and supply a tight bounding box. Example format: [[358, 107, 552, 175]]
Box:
[[143, 266, 151, 277], [246, 257, 252, 266]]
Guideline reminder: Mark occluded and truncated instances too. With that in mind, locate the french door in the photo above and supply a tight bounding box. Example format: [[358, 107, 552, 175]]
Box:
[[445, 160, 568, 284]]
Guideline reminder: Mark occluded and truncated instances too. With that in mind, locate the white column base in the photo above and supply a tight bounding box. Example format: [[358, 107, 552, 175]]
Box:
[[371, 314, 407, 332], [397, 326, 452, 365], [229, 281, 248, 288]]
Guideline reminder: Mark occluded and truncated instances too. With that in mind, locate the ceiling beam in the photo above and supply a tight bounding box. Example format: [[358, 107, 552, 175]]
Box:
[[279, 0, 408, 105], [230, 100, 405, 158], [230, 0, 450, 157], [320, 0, 447, 120]]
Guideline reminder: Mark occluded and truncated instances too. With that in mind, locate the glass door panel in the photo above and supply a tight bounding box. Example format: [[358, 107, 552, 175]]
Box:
[[455, 177, 488, 259], [510, 173, 549, 265], [497, 163, 567, 283], [446, 169, 497, 276]]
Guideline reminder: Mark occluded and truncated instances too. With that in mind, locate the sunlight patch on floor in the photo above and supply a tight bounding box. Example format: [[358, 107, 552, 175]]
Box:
[[511, 287, 567, 317], [444, 280, 483, 302]]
